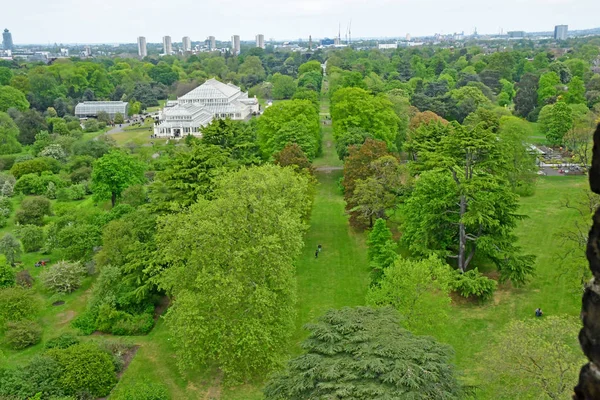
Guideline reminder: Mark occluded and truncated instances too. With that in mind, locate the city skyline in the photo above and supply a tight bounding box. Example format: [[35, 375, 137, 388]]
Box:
[[2, 0, 600, 44]]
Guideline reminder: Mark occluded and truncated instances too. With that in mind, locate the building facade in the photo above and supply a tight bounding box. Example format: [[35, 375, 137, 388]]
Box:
[[153, 79, 259, 138], [75, 101, 129, 119], [182, 36, 191, 52], [554, 25, 568, 40], [231, 35, 240, 55], [163, 36, 172, 55], [256, 34, 265, 49], [2, 29, 13, 51], [207, 36, 216, 50], [137, 36, 147, 58]]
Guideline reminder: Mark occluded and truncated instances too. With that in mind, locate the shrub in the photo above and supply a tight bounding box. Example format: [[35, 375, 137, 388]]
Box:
[[41, 260, 87, 293], [10, 157, 61, 179], [68, 184, 86, 200], [451, 268, 498, 300], [15, 196, 52, 225], [45, 333, 80, 350], [57, 224, 101, 261], [83, 119, 100, 132], [111, 380, 170, 400], [111, 312, 154, 336], [46, 343, 117, 397], [0, 195, 12, 218], [0, 154, 17, 171], [121, 184, 147, 207], [0, 258, 15, 288], [0, 355, 65, 399], [4, 320, 42, 349], [0, 233, 21, 265], [16, 224, 45, 252], [0, 286, 37, 326], [15, 270, 33, 287], [72, 312, 96, 335], [69, 166, 92, 183], [40, 144, 67, 161]]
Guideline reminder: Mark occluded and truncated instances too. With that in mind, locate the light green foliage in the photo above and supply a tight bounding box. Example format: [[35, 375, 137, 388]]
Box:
[[367, 255, 452, 333], [92, 150, 145, 207], [270, 73, 297, 100], [450, 86, 492, 121], [10, 156, 60, 179], [114, 112, 125, 124], [46, 343, 117, 397], [264, 307, 461, 399], [111, 380, 170, 400], [0, 233, 21, 265], [0, 286, 38, 327], [0, 255, 15, 288], [158, 165, 311, 382], [0, 67, 12, 86], [257, 99, 320, 160], [331, 87, 400, 149], [450, 268, 497, 300], [4, 319, 42, 349], [15, 224, 44, 253], [565, 76, 586, 105], [538, 101, 573, 146], [486, 316, 584, 399], [497, 116, 538, 196], [298, 60, 322, 76], [41, 260, 87, 293], [537, 71, 561, 105], [500, 78, 516, 101], [45, 333, 80, 349], [0, 355, 64, 398], [0, 111, 22, 155], [0, 85, 29, 112], [15, 196, 52, 226]]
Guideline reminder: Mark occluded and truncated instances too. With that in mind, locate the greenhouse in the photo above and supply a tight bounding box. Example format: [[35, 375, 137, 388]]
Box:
[[74, 101, 129, 119]]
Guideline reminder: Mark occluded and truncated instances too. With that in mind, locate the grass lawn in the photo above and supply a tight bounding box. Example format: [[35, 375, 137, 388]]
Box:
[[146, 100, 166, 113], [108, 130, 167, 147]]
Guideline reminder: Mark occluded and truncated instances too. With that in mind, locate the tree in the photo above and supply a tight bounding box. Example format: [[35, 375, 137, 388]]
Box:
[[401, 123, 535, 285], [0, 286, 38, 327], [0, 233, 21, 266], [450, 85, 492, 122], [539, 101, 573, 146], [497, 116, 538, 195], [0, 256, 15, 288], [264, 307, 461, 400], [238, 56, 266, 86], [149, 143, 230, 211], [15, 109, 47, 145], [538, 71, 561, 105], [342, 139, 391, 228], [158, 165, 311, 382], [0, 67, 12, 86], [114, 112, 125, 124], [270, 73, 296, 100], [0, 111, 22, 155], [367, 255, 452, 333], [331, 87, 400, 149], [485, 316, 584, 399], [514, 73, 540, 120], [92, 151, 145, 207], [257, 100, 320, 160], [15, 196, 52, 226], [273, 143, 313, 173], [565, 76, 586, 105], [366, 218, 398, 283], [298, 60, 322, 76], [15, 224, 44, 253], [41, 260, 87, 293], [0, 85, 29, 112], [4, 320, 42, 349], [96, 111, 111, 124]]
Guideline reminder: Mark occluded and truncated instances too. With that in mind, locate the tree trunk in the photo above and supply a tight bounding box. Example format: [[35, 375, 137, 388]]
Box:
[[458, 194, 466, 273], [111, 191, 116, 208]]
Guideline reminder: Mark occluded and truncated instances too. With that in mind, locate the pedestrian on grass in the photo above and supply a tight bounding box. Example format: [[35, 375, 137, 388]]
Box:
[[318, 244, 322, 253], [315, 249, 319, 258], [535, 308, 543, 317]]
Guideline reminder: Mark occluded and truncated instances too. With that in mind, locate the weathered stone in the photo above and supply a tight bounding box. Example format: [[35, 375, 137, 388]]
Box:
[[590, 124, 600, 194], [575, 363, 600, 399], [587, 210, 600, 280]]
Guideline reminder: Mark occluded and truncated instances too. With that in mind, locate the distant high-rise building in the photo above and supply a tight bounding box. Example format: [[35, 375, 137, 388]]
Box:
[[137, 36, 147, 58], [256, 34, 265, 49], [182, 36, 191, 52], [2, 29, 13, 51], [231, 35, 240, 55], [507, 31, 526, 39], [406, 33, 411, 42], [554, 25, 568, 40], [163, 36, 173, 55], [207, 36, 216, 51], [83, 46, 91, 57], [308, 35, 312, 50]]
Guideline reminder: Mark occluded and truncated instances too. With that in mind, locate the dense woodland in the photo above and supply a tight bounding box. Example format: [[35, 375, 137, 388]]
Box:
[[0, 37, 598, 399]]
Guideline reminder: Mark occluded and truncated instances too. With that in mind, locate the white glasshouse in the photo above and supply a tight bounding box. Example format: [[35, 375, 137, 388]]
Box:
[[74, 101, 129, 119]]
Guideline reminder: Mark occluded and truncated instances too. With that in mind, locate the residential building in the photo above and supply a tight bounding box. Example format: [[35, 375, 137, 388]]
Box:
[[2, 29, 13, 50], [554, 25, 568, 40], [154, 78, 259, 138], [83, 46, 91, 57], [207, 36, 216, 50], [256, 34, 265, 49], [378, 43, 398, 50], [163, 36, 173, 55], [75, 101, 129, 119], [231, 35, 240, 55], [508, 31, 526, 39], [137, 36, 147, 57], [182, 36, 191, 52]]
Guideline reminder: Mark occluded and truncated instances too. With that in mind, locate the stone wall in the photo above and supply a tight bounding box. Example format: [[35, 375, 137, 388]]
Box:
[[574, 123, 600, 399]]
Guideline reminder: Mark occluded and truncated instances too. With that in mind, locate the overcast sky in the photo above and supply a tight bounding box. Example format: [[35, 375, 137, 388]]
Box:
[[3, 0, 600, 44]]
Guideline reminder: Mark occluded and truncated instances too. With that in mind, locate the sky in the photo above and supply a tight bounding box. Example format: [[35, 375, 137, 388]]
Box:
[[3, 0, 600, 44]]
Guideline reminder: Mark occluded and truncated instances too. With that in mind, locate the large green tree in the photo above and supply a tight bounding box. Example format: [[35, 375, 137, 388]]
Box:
[[264, 307, 461, 400], [270, 73, 297, 100], [538, 101, 573, 146], [0, 85, 29, 112], [91, 151, 145, 207], [401, 122, 535, 285], [158, 165, 311, 382], [0, 111, 22, 155]]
